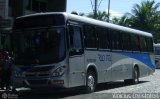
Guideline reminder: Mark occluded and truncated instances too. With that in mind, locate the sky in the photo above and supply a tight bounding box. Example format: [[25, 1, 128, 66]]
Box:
[[67, 0, 160, 17]]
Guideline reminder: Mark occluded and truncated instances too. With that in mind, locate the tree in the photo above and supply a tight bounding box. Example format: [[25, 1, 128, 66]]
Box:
[[129, 0, 160, 42], [87, 11, 108, 21], [112, 14, 132, 27]]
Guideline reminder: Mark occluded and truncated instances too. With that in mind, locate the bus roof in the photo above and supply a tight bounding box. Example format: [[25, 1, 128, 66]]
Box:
[[16, 12, 152, 38]]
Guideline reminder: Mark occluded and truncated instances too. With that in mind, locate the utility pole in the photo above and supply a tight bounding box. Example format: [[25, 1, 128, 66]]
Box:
[[94, 0, 97, 19], [107, 0, 110, 22]]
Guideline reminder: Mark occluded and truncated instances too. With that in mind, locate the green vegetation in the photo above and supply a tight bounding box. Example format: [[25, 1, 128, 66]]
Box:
[[87, 11, 109, 21], [71, 0, 160, 43], [130, 0, 160, 42], [113, 0, 160, 43]]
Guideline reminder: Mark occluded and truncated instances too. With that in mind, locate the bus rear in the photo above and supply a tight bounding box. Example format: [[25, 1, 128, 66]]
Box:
[[12, 13, 69, 89]]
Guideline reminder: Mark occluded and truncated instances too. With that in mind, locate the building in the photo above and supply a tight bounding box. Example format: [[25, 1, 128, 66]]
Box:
[[0, 0, 66, 51]]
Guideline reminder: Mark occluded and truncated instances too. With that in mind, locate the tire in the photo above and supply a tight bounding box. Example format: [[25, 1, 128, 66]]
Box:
[[85, 71, 96, 93], [133, 67, 139, 84], [124, 67, 139, 84]]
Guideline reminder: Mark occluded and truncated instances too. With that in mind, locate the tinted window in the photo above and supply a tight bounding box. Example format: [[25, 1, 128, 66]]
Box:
[[140, 36, 147, 52], [131, 34, 140, 51], [147, 38, 154, 52], [12, 28, 65, 65], [98, 27, 110, 49], [122, 33, 131, 51], [69, 25, 83, 55], [84, 25, 97, 48], [155, 47, 160, 55], [111, 30, 122, 50], [13, 14, 65, 29]]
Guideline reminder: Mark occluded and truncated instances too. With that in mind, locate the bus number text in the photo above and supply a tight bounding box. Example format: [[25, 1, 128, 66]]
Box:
[[98, 54, 111, 62]]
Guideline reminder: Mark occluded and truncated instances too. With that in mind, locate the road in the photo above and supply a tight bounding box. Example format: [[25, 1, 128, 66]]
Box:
[[1, 69, 160, 99]]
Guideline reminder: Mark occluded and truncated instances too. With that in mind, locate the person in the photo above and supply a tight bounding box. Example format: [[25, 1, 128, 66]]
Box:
[[1, 51, 13, 91], [0, 51, 5, 89]]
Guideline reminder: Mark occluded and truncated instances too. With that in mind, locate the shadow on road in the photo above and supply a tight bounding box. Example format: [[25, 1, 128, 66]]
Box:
[[96, 80, 148, 92], [0, 81, 149, 99]]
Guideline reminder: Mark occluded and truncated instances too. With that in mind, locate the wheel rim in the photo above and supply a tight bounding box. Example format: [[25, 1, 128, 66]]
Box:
[[87, 75, 95, 91]]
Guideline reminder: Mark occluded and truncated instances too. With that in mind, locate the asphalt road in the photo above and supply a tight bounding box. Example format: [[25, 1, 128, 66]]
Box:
[[1, 69, 160, 99]]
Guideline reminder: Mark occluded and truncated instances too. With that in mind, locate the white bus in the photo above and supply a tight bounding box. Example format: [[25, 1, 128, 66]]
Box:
[[12, 12, 155, 93], [154, 44, 160, 68]]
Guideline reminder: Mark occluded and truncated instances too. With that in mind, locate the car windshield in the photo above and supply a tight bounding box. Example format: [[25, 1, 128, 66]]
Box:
[[12, 28, 65, 65]]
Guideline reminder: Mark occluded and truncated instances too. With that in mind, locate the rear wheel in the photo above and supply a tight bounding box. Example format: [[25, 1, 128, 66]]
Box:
[[85, 71, 96, 93], [124, 67, 139, 84], [133, 67, 139, 84]]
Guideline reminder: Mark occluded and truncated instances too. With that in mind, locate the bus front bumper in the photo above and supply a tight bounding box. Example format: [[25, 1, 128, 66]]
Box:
[[13, 77, 67, 89]]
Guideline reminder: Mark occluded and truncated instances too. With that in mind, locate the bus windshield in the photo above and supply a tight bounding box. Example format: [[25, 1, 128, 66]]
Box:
[[12, 28, 65, 65], [155, 47, 160, 55]]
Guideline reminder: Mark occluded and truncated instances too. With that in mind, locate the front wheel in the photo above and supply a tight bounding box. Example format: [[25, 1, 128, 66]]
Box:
[[85, 71, 96, 93]]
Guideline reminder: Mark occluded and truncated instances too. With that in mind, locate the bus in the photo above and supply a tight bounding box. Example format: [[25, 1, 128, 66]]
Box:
[[154, 44, 160, 68], [11, 12, 155, 93]]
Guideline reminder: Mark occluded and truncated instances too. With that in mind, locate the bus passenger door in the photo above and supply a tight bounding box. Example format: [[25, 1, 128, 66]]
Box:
[[68, 25, 85, 87]]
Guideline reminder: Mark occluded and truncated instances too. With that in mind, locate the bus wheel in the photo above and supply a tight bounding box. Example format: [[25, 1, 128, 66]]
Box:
[[124, 67, 139, 84], [133, 67, 139, 84], [85, 71, 96, 93]]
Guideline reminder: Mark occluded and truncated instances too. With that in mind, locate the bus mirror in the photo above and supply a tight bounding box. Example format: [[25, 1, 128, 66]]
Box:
[[69, 49, 82, 56]]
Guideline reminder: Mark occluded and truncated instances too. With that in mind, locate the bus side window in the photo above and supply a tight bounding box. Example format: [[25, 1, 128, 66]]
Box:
[[111, 30, 122, 50], [84, 25, 96, 48], [140, 36, 147, 52], [147, 38, 154, 52], [98, 27, 111, 49], [131, 34, 140, 51], [122, 33, 131, 51], [69, 25, 83, 56]]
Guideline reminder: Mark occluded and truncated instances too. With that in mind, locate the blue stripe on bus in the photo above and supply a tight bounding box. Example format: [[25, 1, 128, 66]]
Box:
[[119, 52, 155, 70]]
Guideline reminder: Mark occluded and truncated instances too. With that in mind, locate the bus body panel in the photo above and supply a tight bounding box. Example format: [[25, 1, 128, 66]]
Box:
[[68, 55, 85, 87], [121, 52, 155, 77], [111, 51, 133, 81], [84, 50, 112, 83]]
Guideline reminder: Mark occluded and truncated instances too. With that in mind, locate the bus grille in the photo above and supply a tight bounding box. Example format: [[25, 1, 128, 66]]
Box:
[[25, 66, 53, 78], [27, 66, 53, 72], [26, 73, 49, 78]]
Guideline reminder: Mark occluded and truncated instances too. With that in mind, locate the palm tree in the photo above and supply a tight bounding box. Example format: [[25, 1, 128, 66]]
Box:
[[112, 14, 132, 27], [130, 0, 160, 32], [87, 11, 109, 21], [129, 0, 160, 42]]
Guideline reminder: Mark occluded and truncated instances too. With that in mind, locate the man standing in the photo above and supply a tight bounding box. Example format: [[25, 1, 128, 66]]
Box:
[[1, 51, 13, 90]]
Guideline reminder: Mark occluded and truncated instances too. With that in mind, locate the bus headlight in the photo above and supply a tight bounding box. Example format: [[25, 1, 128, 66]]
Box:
[[52, 65, 66, 77]]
